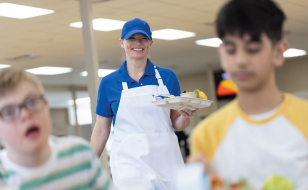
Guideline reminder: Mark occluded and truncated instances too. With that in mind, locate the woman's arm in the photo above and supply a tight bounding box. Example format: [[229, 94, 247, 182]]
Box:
[[90, 115, 113, 157], [171, 109, 198, 131]]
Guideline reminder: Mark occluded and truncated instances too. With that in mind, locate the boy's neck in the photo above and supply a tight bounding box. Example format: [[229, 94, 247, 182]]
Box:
[[7, 143, 51, 168], [237, 78, 283, 115]]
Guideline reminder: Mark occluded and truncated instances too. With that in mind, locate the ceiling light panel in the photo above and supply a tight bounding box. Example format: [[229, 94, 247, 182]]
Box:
[[81, 69, 115, 77], [0, 3, 54, 19], [283, 48, 307, 58], [70, 18, 125, 31], [27, 67, 72, 75], [195, 38, 222, 47], [152, 29, 196, 40], [0, 64, 11, 69]]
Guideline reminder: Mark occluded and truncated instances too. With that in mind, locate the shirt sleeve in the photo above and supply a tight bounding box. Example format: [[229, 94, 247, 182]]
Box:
[[96, 78, 113, 118], [171, 71, 181, 96]]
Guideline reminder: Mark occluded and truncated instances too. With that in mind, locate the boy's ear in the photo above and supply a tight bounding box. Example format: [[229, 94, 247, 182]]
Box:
[[218, 44, 226, 70], [273, 39, 288, 68]]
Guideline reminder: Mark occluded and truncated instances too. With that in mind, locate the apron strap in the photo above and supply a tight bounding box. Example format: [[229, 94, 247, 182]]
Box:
[[122, 82, 128, 90], [154, 66, 164, 86]]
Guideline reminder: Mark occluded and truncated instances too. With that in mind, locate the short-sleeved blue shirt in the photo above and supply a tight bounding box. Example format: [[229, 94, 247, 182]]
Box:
[[96, 58, 181, 126]]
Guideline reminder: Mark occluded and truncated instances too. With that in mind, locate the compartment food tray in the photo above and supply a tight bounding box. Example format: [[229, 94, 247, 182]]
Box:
[[152, 97, 213, 110]]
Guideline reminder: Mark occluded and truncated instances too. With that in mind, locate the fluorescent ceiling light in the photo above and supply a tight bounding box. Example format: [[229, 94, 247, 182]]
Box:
[[68, 97, 90, 105], [81, 69, 115, 77], [26, 67, 72, 75], [195, 38, 222, 47], [152, 29, 196, 40], [0, 3, 54, 19], [70, 18, 125, 31], [283, 48, 307, 58], [0, 64, 11, 69]]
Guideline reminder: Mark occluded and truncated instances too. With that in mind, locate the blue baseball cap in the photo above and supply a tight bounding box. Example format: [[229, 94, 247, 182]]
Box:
[[121, 18, 152, 40]]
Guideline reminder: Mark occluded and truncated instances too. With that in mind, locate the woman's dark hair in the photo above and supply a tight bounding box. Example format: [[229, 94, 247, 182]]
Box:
[[216, 0, 286, 44]]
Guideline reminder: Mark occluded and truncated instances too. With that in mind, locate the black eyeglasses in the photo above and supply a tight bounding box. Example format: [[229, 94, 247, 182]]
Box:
[[0, 95, 46, 122]]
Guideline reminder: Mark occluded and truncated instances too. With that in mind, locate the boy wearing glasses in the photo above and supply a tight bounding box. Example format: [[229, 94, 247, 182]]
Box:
[[0, 68, 114, 190], [190, 0, 308, 189]]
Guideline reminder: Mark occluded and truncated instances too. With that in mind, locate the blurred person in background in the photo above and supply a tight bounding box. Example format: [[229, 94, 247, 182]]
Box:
[[175, 130, 190, 158], [190, 0, 308, 189], [0, 68, 115, 190], [90, 18, 197, 190]]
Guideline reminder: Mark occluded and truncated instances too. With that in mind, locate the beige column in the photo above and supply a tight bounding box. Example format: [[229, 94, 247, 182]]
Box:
[[78, 0, 110, 176]]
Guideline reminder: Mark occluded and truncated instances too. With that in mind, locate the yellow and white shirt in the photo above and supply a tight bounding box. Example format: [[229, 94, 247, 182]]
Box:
[[191, 94, 308, 190]]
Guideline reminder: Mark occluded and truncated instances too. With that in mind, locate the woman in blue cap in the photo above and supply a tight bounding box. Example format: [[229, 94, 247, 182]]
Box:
[[91, 18, 197, 190]]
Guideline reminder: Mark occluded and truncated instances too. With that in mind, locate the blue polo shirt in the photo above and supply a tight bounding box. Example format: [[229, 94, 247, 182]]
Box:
[[96, 59, 181, 126]]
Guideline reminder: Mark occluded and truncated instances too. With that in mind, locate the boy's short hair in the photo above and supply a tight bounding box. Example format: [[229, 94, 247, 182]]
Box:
[[216, 0, 286, 43], [0, 68, 45, 97]]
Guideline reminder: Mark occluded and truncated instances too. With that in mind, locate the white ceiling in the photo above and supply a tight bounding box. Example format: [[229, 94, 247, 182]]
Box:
[[0, 0, 308, 86]]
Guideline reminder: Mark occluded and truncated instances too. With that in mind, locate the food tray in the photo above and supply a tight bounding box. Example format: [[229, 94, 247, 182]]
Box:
[[152, 97, 213, 111]]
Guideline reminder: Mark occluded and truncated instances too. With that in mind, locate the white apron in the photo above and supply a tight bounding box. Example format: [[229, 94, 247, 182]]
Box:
[[110, 66, 184, 190]]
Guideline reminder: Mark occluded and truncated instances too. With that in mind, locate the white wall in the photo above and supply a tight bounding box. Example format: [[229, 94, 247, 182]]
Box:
[[276, 57, 308, 93], [50, 108, 69, 136]]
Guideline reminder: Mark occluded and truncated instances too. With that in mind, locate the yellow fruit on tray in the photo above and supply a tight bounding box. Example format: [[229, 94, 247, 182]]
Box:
[[194, 89, 208, 100], [263, 176, 294, 190]]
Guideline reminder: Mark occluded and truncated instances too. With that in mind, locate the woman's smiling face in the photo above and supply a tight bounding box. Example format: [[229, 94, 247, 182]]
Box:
[[119, 33, 153, 61]]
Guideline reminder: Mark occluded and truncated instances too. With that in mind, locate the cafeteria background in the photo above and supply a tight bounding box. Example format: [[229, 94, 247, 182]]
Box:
[[0, 0, 307, 178]]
